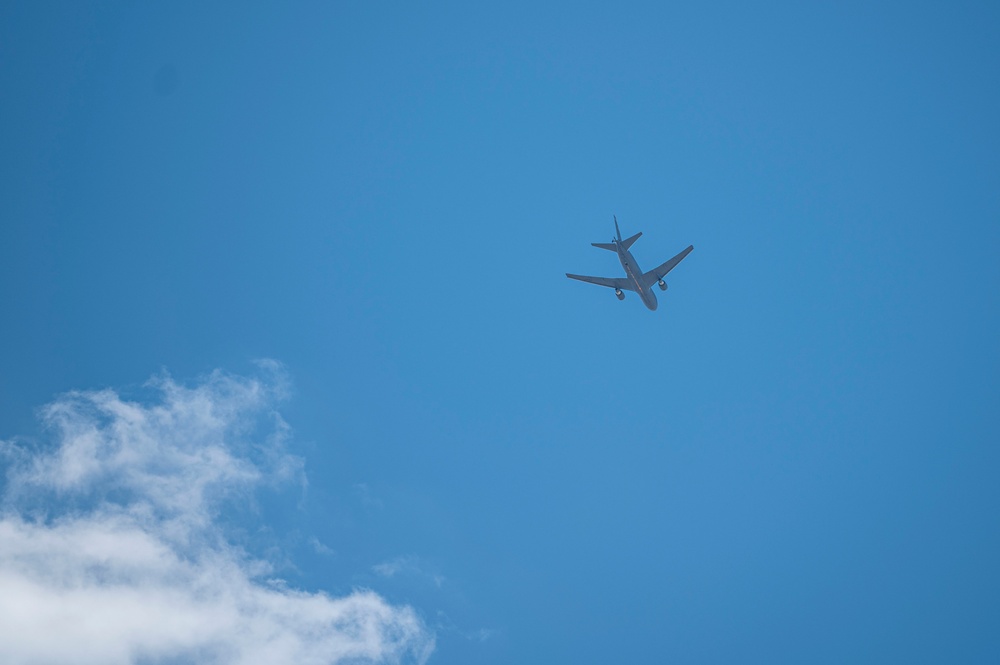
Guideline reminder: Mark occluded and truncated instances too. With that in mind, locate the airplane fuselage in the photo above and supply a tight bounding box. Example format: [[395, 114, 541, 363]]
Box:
[[617, 245, 658, 310]]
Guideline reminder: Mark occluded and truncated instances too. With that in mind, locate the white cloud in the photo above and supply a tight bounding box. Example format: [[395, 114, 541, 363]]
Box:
[[0, 366, 434, 665], [373, 556, 445, 589], [310, 536, 336, 557], [373, 557, 408, 578]]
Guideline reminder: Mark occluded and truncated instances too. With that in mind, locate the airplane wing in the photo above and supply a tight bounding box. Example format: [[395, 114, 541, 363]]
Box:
[[566, 273, 635, 291], [641, 245, 694, 288]]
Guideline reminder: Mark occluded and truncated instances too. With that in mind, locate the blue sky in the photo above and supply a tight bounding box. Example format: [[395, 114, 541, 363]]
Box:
[[2, 2, 999, 663]]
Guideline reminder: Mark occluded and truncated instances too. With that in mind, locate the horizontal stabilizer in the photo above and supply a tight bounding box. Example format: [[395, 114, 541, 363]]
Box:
[[621, 231, 642, 251], [591, 242, 618, 251]]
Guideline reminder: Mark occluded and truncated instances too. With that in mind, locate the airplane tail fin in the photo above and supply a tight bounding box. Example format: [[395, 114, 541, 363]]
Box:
[[592, 216, 640, 251]]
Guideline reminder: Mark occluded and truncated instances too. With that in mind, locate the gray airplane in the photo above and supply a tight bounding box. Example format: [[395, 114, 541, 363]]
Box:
[[566, 217, 693, 311]]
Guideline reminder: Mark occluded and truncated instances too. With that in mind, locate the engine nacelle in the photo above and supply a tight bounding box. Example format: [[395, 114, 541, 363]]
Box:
[[615, 288, 625, 301], [658, 279, 668, 291]]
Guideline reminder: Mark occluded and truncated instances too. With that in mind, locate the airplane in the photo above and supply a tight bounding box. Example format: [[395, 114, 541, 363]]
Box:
[[566, 216, 693, 311]]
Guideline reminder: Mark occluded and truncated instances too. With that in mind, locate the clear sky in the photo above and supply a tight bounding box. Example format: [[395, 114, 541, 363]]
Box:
[[2, 2, 999, 663]]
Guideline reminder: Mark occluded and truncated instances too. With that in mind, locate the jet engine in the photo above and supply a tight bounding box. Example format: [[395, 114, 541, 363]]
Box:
[[615, 288, 625, 301], [658, 279, 668, 291]]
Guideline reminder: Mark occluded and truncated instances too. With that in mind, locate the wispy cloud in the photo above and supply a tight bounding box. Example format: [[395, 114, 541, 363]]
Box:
[[0, 365, 434, 665], [373, 556, 445, 588], [310, 536, 336, 556], [353, 483, 384, 511]]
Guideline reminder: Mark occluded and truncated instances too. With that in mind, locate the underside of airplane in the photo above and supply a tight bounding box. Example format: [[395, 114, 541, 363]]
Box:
[[566, 217, 693, 311]]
